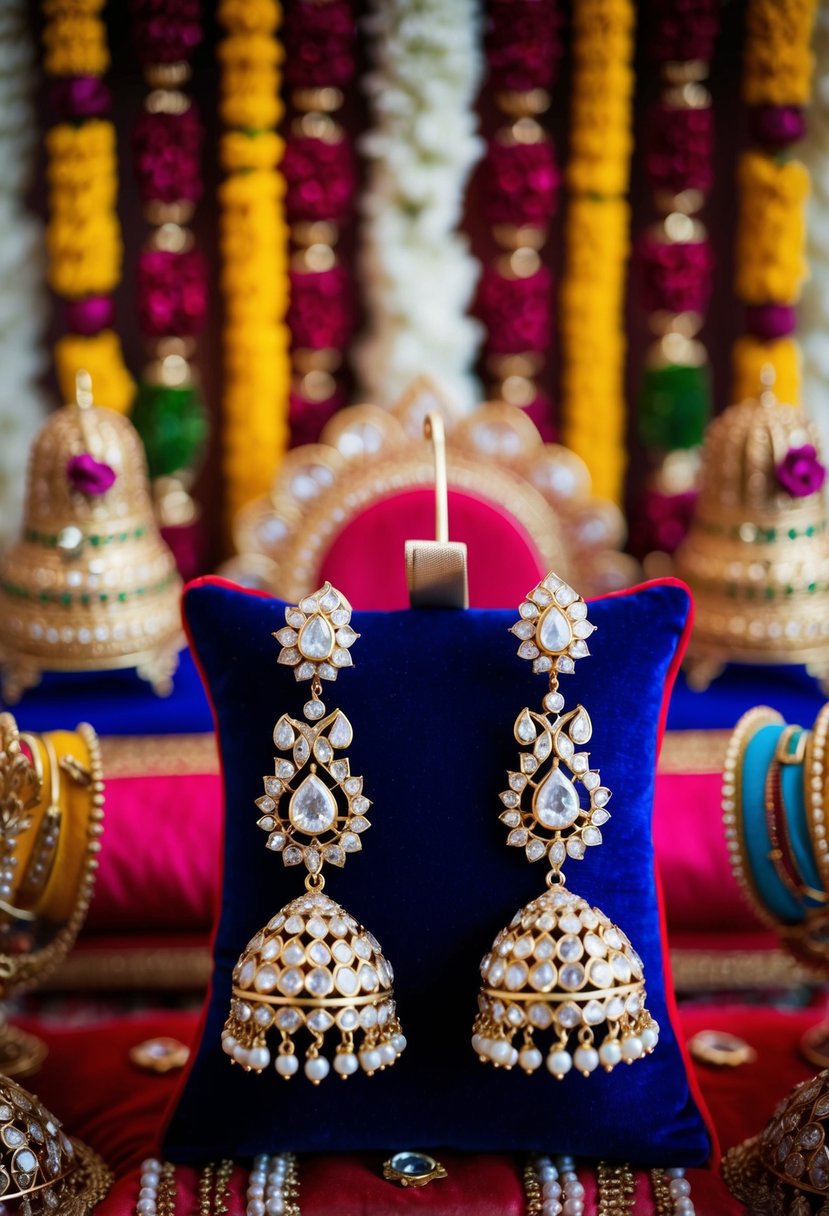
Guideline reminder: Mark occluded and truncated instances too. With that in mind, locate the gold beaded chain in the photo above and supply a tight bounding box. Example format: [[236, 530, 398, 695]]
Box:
[[523, 1158, 543, 1214], [284, 1154, 302, 1216], [596, 1161, 636, 1214], [198, 1159, 235, 1215], [651, 1169, 674, 1216], [158, 1161, 177, 1216]]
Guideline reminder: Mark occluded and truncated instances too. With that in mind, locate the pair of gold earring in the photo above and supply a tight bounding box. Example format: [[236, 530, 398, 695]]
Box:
[[221, 573, 659, 1084]]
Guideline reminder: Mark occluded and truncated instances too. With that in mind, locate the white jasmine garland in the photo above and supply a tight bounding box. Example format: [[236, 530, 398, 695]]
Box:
[[0, 4, 49, 546], [354, 0, 485, 414], [801, 5, 829, 454]]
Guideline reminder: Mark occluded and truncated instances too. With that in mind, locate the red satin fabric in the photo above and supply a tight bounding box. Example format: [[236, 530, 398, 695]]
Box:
[[17, 1002, 819, 1214]]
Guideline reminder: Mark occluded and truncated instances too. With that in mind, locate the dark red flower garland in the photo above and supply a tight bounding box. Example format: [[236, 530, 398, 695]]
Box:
[[283, 0, 357, 447], [128, 0, 209, 557], [631, 0, 719, 559], [474, 0, 562, 439]]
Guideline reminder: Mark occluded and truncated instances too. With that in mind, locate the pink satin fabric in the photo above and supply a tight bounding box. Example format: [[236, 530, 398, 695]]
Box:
[[87, 769, 759, 939], [318, 487, 548, 609]]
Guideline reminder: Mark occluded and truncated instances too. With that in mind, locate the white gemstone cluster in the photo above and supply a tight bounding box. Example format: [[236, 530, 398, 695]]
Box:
[[274, 583, 358, 682], [500, 704, 611, 869], [472, 888, 659, 1078], [510, 573, 595, 675], [257, 702, 370, 876], [223, 893, 406, 1083]]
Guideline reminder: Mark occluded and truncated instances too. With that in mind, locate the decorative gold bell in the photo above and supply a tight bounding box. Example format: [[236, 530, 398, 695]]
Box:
[[675, 368, 829, 690], [722, 1069, 829, 1215], [0, 1073, 112, 1213], [0, 373, 183, 701]]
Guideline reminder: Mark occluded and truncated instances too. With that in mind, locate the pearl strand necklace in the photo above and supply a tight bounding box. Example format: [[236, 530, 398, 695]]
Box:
[[246, 1153, 300, 1216], [136, 1158, 176, 1216], [526, 1155, 586, 1216], [652, 1167, 696, 1216]]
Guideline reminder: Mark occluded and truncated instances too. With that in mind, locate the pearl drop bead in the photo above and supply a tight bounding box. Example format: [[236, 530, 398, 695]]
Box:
[[520, 1046, 543, 1072], [567, 1180, 584, 1200], [620, 1036, 643, 1061], [392, 1033, 407, 1053], [249, 1046, 271, 1071], [641, 1026, 659, 1051], [304, 1056, 330, 1082], [573, 1046, 599, 1074], [334, 1052, 359, 1076], [247, 1201, 265, 1216], [275, 1054, 298, 1077], [665, 1168, 685, 1178], [360, 1048, 382, 1073], [542, 1180, 561, 1200], [675, 1200, 695, 1216], [599, 1040, 622, 1069], [248, 1183, 264, 1199], [489, 1039, 514, 1066], [379, 1042, 397, 1066], [542, 1201, 562, 1216], [266, 1197, 284, 1215], [142, 1160, 162, 1173], [547, 1049, 572, 1077], [562, 1202, 583, 1216], [139, 1187, 157, 1200], [137, 1201, 156, 1216], [670, 1178, 691, 1199]]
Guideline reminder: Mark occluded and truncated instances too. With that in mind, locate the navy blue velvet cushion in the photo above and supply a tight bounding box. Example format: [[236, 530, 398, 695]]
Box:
[[668, 664, 825, 731], [0, 649, 212, 735], [164, 578, 713, 1165]]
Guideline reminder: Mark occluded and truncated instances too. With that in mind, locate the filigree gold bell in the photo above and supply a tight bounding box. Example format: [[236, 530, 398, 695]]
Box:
[[723, 1070, 829, 1214], [0, 373, 183, 701], [675, 368, 829, 690]]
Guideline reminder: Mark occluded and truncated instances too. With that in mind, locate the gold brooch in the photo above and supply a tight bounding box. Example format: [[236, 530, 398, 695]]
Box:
[[383, 1152, 448, 1188]]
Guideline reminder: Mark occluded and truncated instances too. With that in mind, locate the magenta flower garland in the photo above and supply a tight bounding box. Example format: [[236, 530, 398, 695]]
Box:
[[474, 0, 562, 437], [283, 0, 357, 447]]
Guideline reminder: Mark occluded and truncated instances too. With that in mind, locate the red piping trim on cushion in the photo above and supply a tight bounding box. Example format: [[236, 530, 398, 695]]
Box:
[[602, 578, 718, 1165], [163, 575, 719, 1165]]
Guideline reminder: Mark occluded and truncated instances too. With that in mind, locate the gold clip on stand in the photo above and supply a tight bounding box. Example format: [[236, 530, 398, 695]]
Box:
[[405, 413, 469, 609]]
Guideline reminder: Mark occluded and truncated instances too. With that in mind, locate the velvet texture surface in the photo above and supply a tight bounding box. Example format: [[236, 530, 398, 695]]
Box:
[[668, 664, 825, 731], [0, 648, 212, 734], [163, 577, 712, 1164]]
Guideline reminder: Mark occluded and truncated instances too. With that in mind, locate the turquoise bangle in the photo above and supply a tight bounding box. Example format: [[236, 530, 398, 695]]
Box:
[[742, 724, 803, 925], [779, 728, 825, 903]]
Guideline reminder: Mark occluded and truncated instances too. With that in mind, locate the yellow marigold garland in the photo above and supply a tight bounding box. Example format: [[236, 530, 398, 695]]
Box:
[[42, 0, 133, 413], [743, 0, 816, 107], [561, 0, 636, 505], [218, 0, 290, 522], [735, 154, 809, 306], [732, 0, 816, 405]]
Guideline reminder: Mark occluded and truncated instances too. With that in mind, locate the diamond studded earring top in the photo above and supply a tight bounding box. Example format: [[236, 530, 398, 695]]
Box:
[[222, 583, 406, 1084], [472, 573, 659, 1078]]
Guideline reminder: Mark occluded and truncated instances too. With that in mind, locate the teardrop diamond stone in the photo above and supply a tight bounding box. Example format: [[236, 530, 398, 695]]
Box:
[[569, 710, 592, 745], [298, 614, 335, 660], [329, 712, 353, 749], [289, 774, 337, 834], [538, 605, 572, 652], [273, 716, 295, 750], [516, 709, 537, 744], [533, 766, 580, 829]]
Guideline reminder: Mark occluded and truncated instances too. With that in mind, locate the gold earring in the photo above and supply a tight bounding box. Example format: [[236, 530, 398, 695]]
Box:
[[472, 573, 659, 1078], [222, 583, 406, 1084]]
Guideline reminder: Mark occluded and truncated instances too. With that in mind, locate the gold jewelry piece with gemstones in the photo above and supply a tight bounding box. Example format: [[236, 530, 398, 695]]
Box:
[[472, 572, 659, 1078], [222, 583, 406, 1084]]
